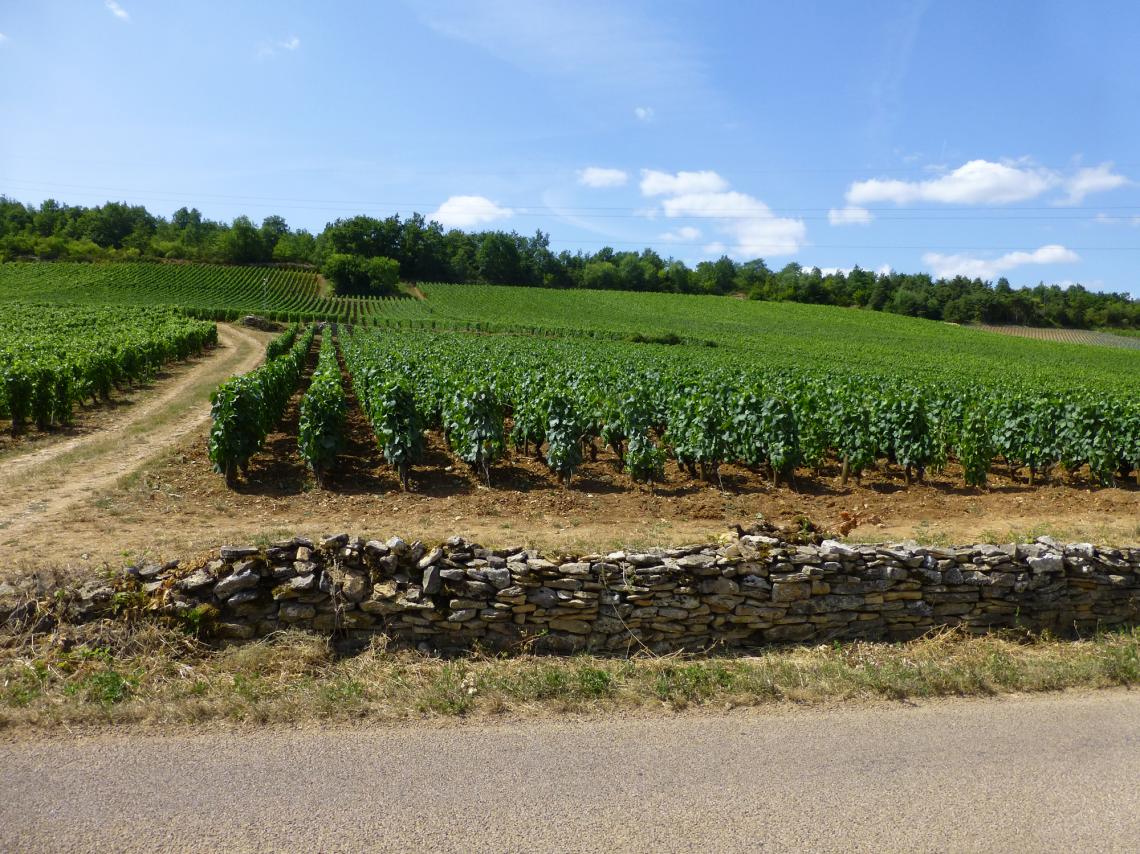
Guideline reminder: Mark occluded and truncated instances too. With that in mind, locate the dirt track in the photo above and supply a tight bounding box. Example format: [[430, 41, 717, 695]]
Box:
[[2, 690, 1138, 852], [0, 324, 264, 557]]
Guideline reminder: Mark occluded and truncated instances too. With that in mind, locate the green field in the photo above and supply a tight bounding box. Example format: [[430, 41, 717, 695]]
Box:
[[3, 262, 1137, 396], [0, 262, 429, 325], [2, 261, 1138, 488], [419, 283, 1140, 393]]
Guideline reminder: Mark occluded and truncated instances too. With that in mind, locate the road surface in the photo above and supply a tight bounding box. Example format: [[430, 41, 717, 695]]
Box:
[[2, 690, 1138, 852]]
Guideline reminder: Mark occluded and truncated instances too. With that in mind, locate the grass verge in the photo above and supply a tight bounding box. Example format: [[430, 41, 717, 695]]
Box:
[[1, 621, 1136, 734]]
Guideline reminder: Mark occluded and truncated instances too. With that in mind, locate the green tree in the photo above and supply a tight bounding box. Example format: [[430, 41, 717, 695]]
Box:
[[365, 256, 400, 295], [582, 260, 619, 290], [259, 215, 290, 253], [695, 256, 738, 295], [216, 216, 268, 264], [272, 230, 317, 263], [324, 253, 400, 296], [476, 232, 524, 284]]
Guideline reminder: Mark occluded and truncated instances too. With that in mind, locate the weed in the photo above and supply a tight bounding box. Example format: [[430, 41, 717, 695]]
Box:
[[654, 662, 737, 706], [1, 624, 1137, 731], [177, 603, 219, 637], [575, 665, 614, 698], [64, 669, 137, 706], [416, 664, 473, 715]]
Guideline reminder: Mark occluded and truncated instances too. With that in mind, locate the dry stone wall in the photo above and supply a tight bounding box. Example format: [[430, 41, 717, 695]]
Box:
[[60, 529, 1138, 653]]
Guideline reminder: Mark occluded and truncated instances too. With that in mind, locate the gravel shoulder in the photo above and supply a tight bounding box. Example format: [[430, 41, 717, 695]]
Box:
[[2, 689, 1138, 852]]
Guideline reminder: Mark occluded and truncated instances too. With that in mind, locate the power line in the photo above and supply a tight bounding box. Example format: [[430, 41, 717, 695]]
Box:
[[5, 153, 1140, 177], [3, 178, 1139, 217], [539, 240, 1140, 250]]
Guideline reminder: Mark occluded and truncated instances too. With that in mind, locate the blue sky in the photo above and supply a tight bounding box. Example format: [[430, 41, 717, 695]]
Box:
[[1, 0, 1139, 294]]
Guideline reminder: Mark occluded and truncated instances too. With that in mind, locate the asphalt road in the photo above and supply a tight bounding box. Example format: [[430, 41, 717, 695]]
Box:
[[2, 690, 1139, 852]]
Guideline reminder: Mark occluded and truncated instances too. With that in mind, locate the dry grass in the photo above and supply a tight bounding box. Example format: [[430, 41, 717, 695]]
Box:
[[1, 620, 1136, 734]]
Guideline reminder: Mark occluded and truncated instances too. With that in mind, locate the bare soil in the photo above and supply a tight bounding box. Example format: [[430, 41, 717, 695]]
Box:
[[3, 355, 1135, 573], [978, 323, 1140, 350]]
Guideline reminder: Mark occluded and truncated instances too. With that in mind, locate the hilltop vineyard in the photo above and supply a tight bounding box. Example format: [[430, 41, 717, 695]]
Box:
[[0, 262, 428, 325], [2, 262, 1136, 492], [0, 304, 216, 433]]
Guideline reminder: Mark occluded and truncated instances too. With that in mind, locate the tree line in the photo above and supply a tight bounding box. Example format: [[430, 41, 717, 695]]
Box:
[[1, 196, 1136, 329]]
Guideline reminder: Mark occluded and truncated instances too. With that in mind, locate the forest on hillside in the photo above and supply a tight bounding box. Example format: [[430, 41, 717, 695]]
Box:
[[1, 196, 1136, 329]]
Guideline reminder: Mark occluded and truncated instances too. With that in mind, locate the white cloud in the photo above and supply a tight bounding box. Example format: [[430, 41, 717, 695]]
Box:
[[828, 205, 873, 226], [634, 106, 655, 122], [703, 241, 728, 255], [640, 170, 807, 257], [577, 167, 628, 188], [663, 192, 806, 256], [922, 244, 1079, 280], [659, 226, 701, 242], [429, 195, 514, 228], [105, 1, 129, 21], [0, 32, 8, 44], [258, 36, 302, 58], [1094, 212, 1140, 226], [640, 169, 728, 196], [1059, 163, 1128, 205], [844, 158, 1129, 208], [848, 159, 1056, 205]]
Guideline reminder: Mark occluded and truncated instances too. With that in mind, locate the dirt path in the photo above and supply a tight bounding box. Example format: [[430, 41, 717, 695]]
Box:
[[0, 324, 265, 556], [2, 690, 1138, 852]]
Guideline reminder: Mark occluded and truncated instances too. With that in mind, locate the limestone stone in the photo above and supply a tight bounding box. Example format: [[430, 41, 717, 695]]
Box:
[[772, 581, 810, 602], [213, 568, 259, 600], [280, 602, 316, 622], [549, 618, 591, 634]]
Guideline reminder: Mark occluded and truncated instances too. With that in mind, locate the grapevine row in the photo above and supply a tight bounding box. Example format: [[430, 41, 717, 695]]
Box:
[[338, 328, 1140, 490], [0, 262, 430, 325], [298, 331, 347, 486], [340, 330, 423, 489], [0, 303, 216, 433], [207, 324, 316, 485]]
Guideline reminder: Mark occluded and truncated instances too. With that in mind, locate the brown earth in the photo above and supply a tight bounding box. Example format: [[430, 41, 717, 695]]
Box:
[[977, 323, 1140, 350], [2, 341, 1135, 575]]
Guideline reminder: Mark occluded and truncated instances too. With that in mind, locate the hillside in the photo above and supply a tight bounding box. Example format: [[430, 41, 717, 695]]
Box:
[[2, 261, 1138, 397]]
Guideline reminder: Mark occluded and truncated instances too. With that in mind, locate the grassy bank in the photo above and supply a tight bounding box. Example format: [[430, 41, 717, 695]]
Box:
[[2, 622, 1137, 734]]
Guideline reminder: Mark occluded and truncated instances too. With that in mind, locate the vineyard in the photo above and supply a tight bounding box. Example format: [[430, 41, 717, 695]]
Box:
[[207, 323, 1140, 493], [0, 262, 429, 325], [2, 261, 1138, 394], [0, 304, 216, 433], [2, 261, 1138, 493], [978, 324, 1140, 351], [416, 284, 1140, 393]]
